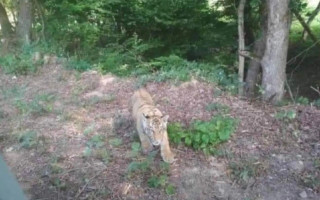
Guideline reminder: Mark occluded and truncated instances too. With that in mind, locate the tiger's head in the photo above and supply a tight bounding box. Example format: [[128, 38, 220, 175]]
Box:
[[142, 113, 169, 146]]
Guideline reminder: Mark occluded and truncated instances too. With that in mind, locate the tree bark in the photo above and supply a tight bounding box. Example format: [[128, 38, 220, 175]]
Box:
[[302, 1, 320, 40], [16, 0, 32, 45], [0, 3, 13, 38], [245, 1, 267, 98], [238, 0, 246, 96], [261, 0, 290, 104]]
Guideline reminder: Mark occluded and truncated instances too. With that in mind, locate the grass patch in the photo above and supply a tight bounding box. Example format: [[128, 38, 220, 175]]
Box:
[[18, 130, 38, 149], [168, 115, 237, 155], [14, 93, 55, 116], [126, 150, 176, 195], [229, 158, 267, 187]]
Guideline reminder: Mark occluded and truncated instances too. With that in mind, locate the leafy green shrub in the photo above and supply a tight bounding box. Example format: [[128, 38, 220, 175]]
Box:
[[0, 46, 42, 75], [148, 175, 168, 188], [66, 58, 91, 72], [168, 115, 237, 155], [296, 96, 309, 105], [275, 110, 296, 122], [18, 131, 38, 149]]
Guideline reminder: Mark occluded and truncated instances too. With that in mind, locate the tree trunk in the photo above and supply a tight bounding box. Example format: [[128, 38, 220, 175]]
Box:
[[238, 0, 246, 96], [16, 0, 32, 45], [261, 0, 290, 104], [303, 1, 320, 40], [245, 1, 267, 98], [0, 3, 13, 38]]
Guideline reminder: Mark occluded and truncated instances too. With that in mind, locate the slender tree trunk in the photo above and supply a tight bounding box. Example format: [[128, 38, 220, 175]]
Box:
[[16, 0, 32, 45], [0, 3, 13, 38], [303, 1, 320, 40], [245, 1, 267, 97], [261, 0, 290, 104], [238, 0, 246, 96], [293, 10, 319, 45]]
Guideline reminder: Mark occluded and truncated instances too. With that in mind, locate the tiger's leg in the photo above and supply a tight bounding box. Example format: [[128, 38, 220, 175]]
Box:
[[137, 124, 153, 153], [160, 132, 175, 163]]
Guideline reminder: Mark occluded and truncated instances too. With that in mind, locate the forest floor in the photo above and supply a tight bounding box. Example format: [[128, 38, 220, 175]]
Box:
[[0, 63, 320, 200]]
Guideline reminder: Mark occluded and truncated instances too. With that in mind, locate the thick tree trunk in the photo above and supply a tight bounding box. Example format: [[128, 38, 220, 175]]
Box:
[[238, 0, 246, 96], [16, 0, 32, 45], [303, 1, 320, 40], [245, 1, 267, 98], [261, 0, 290, 104], [0, 3, 13, 38]]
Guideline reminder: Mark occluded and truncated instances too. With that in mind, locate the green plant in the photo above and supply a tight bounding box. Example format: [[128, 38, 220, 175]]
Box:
[[296, 96, 309, 105], [147, 175, 168, 188], [87, 134, 105, 148], [0, 45, 43, 75], [108, 138, 122, 147], [18, 131, 38, 149], [129, 142, 141, 158], [66, 57, 91, 72], [229, 158, 267, 186], [95, 148, 110, 164], [83, 124, 95, 136], [168, 115, 237, 155], [275, 110, 296, 121], [14, 93, 55, 116], [165, 183, 176, 195]]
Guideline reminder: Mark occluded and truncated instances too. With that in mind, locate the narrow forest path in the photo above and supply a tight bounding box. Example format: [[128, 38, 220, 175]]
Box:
[[0, 64, 319, 200]]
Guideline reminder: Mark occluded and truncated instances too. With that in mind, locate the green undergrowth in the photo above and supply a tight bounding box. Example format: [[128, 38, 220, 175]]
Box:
[[168, 115, 237, 155], [126, 149, 176, 195]]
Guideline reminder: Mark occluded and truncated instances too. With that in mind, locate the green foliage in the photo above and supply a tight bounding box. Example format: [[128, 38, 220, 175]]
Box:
[[168, 115, 237, 154], [18, 131, 38, 149], [134, 55, 238, 91], [296, 96, 309, 105], [147, 175, 168, 188], [108, 138, 122, 147], [165, 184, 176, 195], [87, 135, 105, 148], [66, 58, 91, 72], [229, 158, 267, 186], [0, 45, 42, 75], [14, 93, 55, 116], [95, 148, 110, 164], [275, 110, 297, 122], [130, 142, 141, 158]]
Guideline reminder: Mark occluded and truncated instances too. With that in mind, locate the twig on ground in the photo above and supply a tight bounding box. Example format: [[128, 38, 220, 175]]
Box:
[[75, 168, 106, 199]]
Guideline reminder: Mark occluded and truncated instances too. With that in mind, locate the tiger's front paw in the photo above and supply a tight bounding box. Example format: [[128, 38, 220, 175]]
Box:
[[161, 151, 175, 163]]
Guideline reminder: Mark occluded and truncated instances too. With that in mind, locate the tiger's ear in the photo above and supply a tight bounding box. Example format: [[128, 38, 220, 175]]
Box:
[[162, 115, 169, 123]]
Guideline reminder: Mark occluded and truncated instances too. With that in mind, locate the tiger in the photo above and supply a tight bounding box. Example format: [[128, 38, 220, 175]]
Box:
[[131, 89, 175, 163]]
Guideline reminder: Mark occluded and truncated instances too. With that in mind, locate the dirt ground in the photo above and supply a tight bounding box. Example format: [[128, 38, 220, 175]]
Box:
[[0, 64, 319, 200]]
